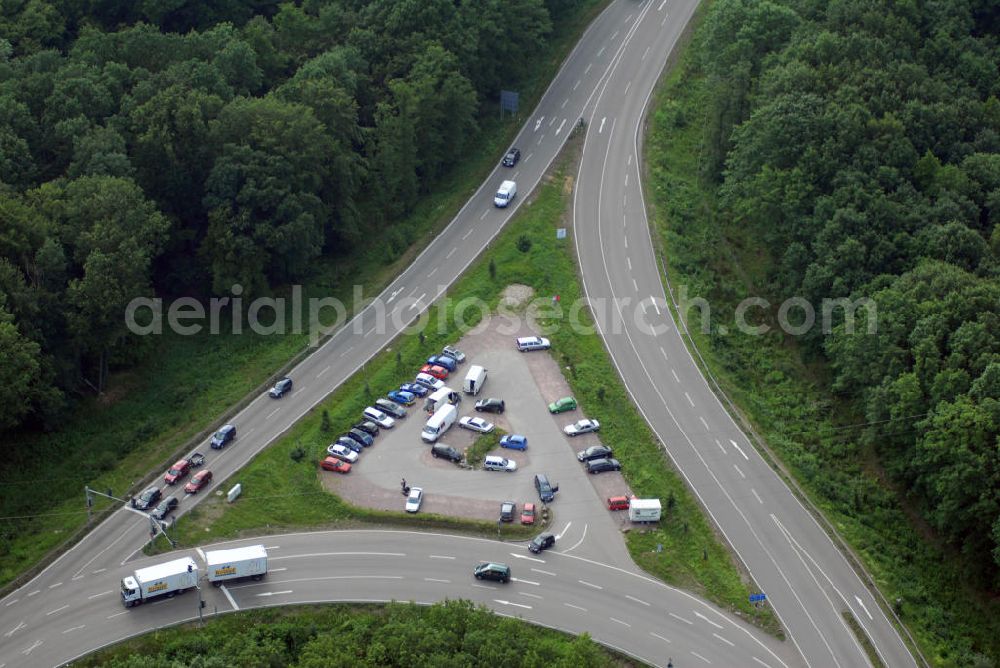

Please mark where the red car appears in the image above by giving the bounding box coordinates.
[184,469,213,494]
[321,456,352,474]
[520,502,536,525]
[419,364,449,380]
[164,459,191,485]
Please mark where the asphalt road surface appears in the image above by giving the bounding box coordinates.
[0,0,915,666]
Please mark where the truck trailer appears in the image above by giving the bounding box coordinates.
[121,556,198,608]
[205,544,268,586]
[628,498,662,522]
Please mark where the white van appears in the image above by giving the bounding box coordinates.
[494,180,516,208]
[424,386,460,414]
[483,455,517,472]
[421,404,458,443]
[463,365,487,395]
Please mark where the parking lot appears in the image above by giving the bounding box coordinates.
[321,306,635,566]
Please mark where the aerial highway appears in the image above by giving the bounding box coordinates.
[0,0,912,666]
[570,1,918,667]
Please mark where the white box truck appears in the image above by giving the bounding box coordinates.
[424,386,460,414]
[463,365,487,395]
[121,556,198,608]
[205,544,268,586]
[421,404,458,443]
[628,498,662,522]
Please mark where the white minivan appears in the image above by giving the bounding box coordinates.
[422,404,458,443]
[463,365,487,395]
[494,180,516,208]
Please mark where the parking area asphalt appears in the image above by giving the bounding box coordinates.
[322,309,635,567]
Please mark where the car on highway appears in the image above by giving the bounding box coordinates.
[586,457,621,474]
[528,532,556,554]
[151,495,178,520]
[414,372,445,391]
[354,420,380,436]
[347,428,374,447]
[474,397,505,414]
[500,501,516,522]
[459,416,494,433]
[387,390,416,406]
[516,336,550,352]
[499,434,527,450]
[184,469,213,494]
[577,444,613,462]
[336,435,364,452]
[268,377,293,398]
[426,354,457,372]
[374,398,407,418]
[564,418,600,436]
[419,364,449,380]
[363,407,396,428]
[473,562,511,583]
[132,486,161,511]
[321,456,352,474]
[210,424,236,449]
[163,458,191,485]
[326,443,359,463]
[502,147,521,167]
[483,455,517,472]
[548,396,577,414]
[520,502,536,525]
[399,382,430,397]
[405,487,423,513]
[442,345,466,363]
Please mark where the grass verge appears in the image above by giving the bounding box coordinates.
[155,137,781,636]
[644,9,1000,665]
[0,0,611,591]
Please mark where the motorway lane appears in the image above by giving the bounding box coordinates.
[571,1,916,667]
[36,532,793,668]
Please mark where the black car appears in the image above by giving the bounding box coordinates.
[337,435,364,452]
[528,532,556,554]
[502,148,521,167]
[353,421,380,437]
[586,457,622,474]
[211,424,236,449]
[500,501,516,522]
[431,444,462,462]
[534,473,558,503]
[132,486,161,511]
[268,377,293,398]
[348,428,374,447]
[474,398,505,414]
[576,445,613,462]
[374,398,407,418]
[151,495,178,520]
[473,562,511,583]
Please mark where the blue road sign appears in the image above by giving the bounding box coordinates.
[749,593,767,603]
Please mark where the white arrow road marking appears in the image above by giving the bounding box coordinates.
[694,611,723,629]
[5,621,25,637]
[564,603,588,612]
[534,117,544,131]
[599,117,607,133]
[493,599,532,610]
[221,584,239,610]
[625,595,650,606]
[730,439,749,460]
[556,522,571,539]
[22,640,42,655]
[854,595,873,620]
[254,590,293,598]
[386,286,405,304]
[62,625,85,634]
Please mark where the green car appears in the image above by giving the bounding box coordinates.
[548,396,577,414]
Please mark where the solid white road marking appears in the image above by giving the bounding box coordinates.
[855,595,873,620]
[714,632,735,647]
[46,604,69,616]
[530,568,556,577]
[578,580,603,590]
[684,392,695,407]
[734,464,746,479]
[511,578,540,586]
[625,595,650,606]
[62,625,85,634]
[691,650,712,664]
[222,584,240,609]
[610,617,631,627]
[510,553,545,563]
[730,439,749,460]
[563,523,588,553]
[564,603,588,612]
[88,590,113,599]
[493,599,532,610]
[556,522,571,540]
[752,488,764,505]
[695,611,723,629]
[669,612,692,624]
[424,578,450,584]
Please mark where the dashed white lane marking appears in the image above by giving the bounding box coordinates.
[549,116,556,127]
[429,555,456,560]
[578,580,603,590]
[625,173,629,187]
[651,631,671,643]
[612,30,619,39]
[470,584,495,590]
[339,346,354,358]
[26,590,39,598]
[715,439,726,454]
[624,235,628,248]
[363,325,375,336]
[694,611,723,629]
[48,582,62,589]
[556,119,567,135]
[597,46,606,57]
[270,568,287,573]
[463,228,475,240]
[684,392,695,407]
[446,247,457,259]
[265,407,281,420]
[671,369,680,382]
[92,568,106,574]
[734,464,746,479]
[511,578,540,586]
[730,439,750,460]
[624,80,631,95]
[510,553,545,563]
[610,617,631,627]
[632,278,638,291]
[561,98,568,109]
[625,13,634,22]
[625,595,650,606]
[658,0,667,9]
[525,153,533,163]
[62,625,85,634]
[316,365,331,378]
[493,599,532,610]
[753,656,775,667]
[107,611,128,619]
[564,603,588,612]
[669,612,692,624]
[691,650,712,664]
[21,640,42,655]
[627,257,632,270]
[651,297,661,315]
[537,134,545,145]
[5,621,25,637]
[46,604,69,616]
[531,568,556,576]
[662,14,669,26]
[88,590,113,599]
[752,488,764,504]
[713,632,735,647]
[4,599,17,607]
[642,47,651,62]
[573,80,581,90]
[424,578,450,584]
[221,584,239,610]
[480,210,489,220]
[660,346,668,361]
[699,416,709,430]
[519,592,543,599]
[585,63,593,74]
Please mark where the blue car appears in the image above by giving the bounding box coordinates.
[500,434,528,451]
[387,390,416,406]
[427,355,458,372]
[211,424,236,449]
[399,382,429,397]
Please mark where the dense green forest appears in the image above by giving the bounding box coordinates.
[693,0,1000,587]
[0,0,577,433]
[74,601,620,667]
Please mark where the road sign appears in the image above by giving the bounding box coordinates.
[749,593,767,603]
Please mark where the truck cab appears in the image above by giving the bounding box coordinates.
[120,576,141,606]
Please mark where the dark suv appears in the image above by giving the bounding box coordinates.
[474,398,505,414]
[534,473,558,503]
[268,377,292,398]
[211,424,236,449]
[577,445,613,462]
[353,421,380,437]
[151,496,178,520]
[474,562,511,583]
[375,398,407,418]
[502,148,521,167]
[431,444,462,462]
[586,457,621,474]
[529,532,556,554]
[132,486,161,511]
